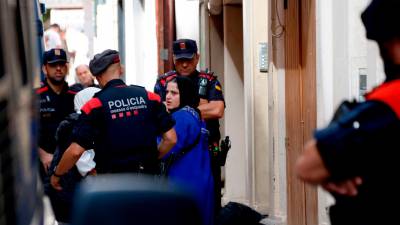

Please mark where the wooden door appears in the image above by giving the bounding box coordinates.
[285,0,318,224]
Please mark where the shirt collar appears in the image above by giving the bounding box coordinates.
[103,79,126,89]
[43,79,69,94]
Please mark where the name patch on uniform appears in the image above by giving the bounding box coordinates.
[108,97,147,115]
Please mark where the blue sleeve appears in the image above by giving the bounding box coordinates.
[163,110,200,158]
[315,101,398,181]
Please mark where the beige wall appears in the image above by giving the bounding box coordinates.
[204,1,286,222]
[223,4,247,204]
[242,0,271,213]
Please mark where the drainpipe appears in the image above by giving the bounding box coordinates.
[208,0,222,15]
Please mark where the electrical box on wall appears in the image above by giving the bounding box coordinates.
[259,42,268,73]
[359,68,367,101]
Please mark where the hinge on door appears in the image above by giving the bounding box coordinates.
[284,0,288,9]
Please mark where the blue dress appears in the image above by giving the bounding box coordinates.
[163,106,214,225]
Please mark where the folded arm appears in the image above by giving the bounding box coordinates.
[198,99,224,120]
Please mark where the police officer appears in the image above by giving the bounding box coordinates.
[154,39,225,214]
[37,48,76,180]
[296,1,400,224]
[51,49,177,190]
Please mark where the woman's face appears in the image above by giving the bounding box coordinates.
[165,81,180,111]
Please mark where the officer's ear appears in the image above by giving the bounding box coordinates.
[194,53,200,63]
[119,64,124,76]
[42,65,48,75]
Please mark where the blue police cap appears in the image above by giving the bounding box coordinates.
[89,49,120,76]
[362,0,400,41]
[43,48,68,64]
[173,39,198,60]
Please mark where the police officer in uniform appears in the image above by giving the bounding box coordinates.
[51,49,177,190]
[37,48,77,180]
[296,1,400,224]
[154,39,225,214]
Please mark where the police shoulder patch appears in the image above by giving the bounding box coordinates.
[159,70,177,86]
[81,98,103,115]
[199,70,216,81]
[147,91,161,103]
[215,84,222,91]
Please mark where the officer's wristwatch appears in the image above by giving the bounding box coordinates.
[53,166,63,178]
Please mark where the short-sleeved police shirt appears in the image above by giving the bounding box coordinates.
[72,79,175,173]
[36,80,76,153]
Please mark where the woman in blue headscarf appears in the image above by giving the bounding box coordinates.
[163,76,214,225]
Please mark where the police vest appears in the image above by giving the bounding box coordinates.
[156,70,216,100]
[365,79,400,118]
[94,84,160,173]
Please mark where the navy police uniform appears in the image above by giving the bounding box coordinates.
[73,79,174,174]
[36,80,77,154]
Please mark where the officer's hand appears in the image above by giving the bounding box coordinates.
[38,148,53,174]
[50,175,63,191]
[322,177,362,196]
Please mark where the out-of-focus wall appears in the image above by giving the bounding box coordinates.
[94,0,119,54]
[123,0,157,89]
[175,0,200,45]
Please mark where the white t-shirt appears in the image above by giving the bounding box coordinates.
[44,29,62,50]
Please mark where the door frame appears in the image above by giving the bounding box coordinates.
[284,0,318,224]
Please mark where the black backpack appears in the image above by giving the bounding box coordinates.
[216,202,266,225]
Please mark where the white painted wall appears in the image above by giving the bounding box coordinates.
[50,9,84,31]
[223,4,247,206]
[316,1,335,224]
[94,0,119,54]
[241,0,255,208]
[269,0,288,223]
[123,0,158,89]
[175,0,200,45]
[242,0,271,214]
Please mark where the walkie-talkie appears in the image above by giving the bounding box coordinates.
[198,76,208,97]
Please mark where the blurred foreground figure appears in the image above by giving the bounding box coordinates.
[296,1,400,224]
[72,174,202,225]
